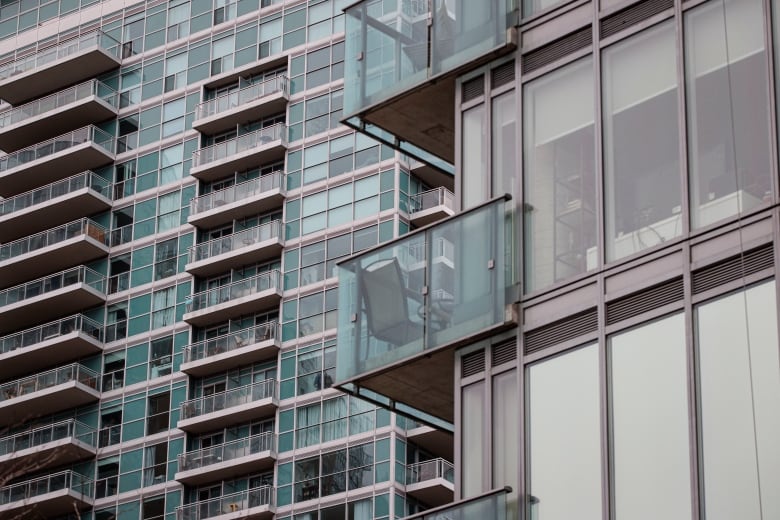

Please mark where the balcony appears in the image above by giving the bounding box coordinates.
[410,159,455,192]
[343,0,516,164]
[0,315,103,381]
[0,171,111,243]
[176,486,274,520]
[185,221,283,277]
[190,124,287,182]
[405,422,453,460]
[0,266,106,334]
[0,219,109,289]
[178,379,278,433]
[183,270,282,327]
[409,187,455,228]
[181,321,280,377]
[176,432,277,486]
[401,487,510,520]
[406,459,454,507]
[0,80,119,153]
[0,470,93,518]
[193,76,289,135]
[335,197,516,423]
[0,126,115,197]
[189,172,285,229]
[0,420,97,475]
[0,30,121,105]
[0,364,100,427]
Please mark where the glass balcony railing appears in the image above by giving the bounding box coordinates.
[110,223,133,247]
[0,171,111,217]
[0,266,106,309]
[180,379,277,420]
[0,218,108,261]
[190,171,283,215]
[0,470,93,506]
[410,187,454,214]
[0,419,96,457]
[176,486,274,520]
[0,314,102,355]
[192,123,286,168]
[179,431,275,472]
[0,125,115,173]
[343,0,515,117]
[0,30,121,82]
[336,197,514,382]
[403,488,510,520]
[196,76,289,120]
[183,320,279,364]
[0,80,118,128]
[0,363,99,402]
[187,270,281,312]
[189,221,281,263]
[406,458,454,485]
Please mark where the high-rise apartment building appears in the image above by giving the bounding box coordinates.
[336,0,780,519]
[0,1,457,519]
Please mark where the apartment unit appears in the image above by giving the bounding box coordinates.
[0,1,458,519]
[337,0,780,519]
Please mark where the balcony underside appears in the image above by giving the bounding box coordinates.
[178,398,278,434]
[0,331,102,381]
[405,426,454,460]
[193,92,288,135]
[0,437,96,476]
[181,339,280,377]
[0,284,105,335]
[0,143,114,197]
[190,141,286,183]
[0,382,100,427]
[183,288,282,328]
[189,189,285,229]
[175,450,276,486]
[0,97,117,153]
[0,48,120,105]
[0,188,111,243]
[0,236,108,289]
[409,205,455,228]
[0,488,93,519]
[185,238,283,278]
[406,478,454,508]
[410,161,455,192]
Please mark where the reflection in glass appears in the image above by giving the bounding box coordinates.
[610,314,691,520]
[603,22,681,262]
[524,58,595,291]
[527,344,601,520]
[523,0,566,18]
[696,281,780,519]
[685,0,772,229]
[462,105,486,209]
[492,90,516,200]
[462,381,485,498]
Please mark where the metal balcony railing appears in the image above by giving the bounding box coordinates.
[0,419,96,457]
[196,76,288,120]
[0,314,102,355]
[180,379,277,420]
[187,270,280,312]
[0,470,93,505]
[0,125,115,173]
[409,187,455,214]
[406,458,454,485]
[192,123,286,168]
[179,432,275,472]
[176,486,274,520]
[0,363,99,402]
[0,218,108,261]
[0,171,111,217]
[190,171,283,215]
[189,221,281,263]
[183,320,278,364]
[0,266,106,309]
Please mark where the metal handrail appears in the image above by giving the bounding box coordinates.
[406,458,454,485]
[188,221,281,263]
[176,486,274,519]
[196,76,288,120]
[192,123,286,168]
[178,431,275,471]
[0,171,110,217]
[0,470,93,505]
[0,125,115,173]
[0,266,105,308]
[0,314,102,355]
[190,171,282,215]
[0,363,99,402]
[0,419,96,456]
[409,187,454,213]
[0,218,108,262]
[186,270,280,312]
[180,379,277,419]
[183,320,279,363]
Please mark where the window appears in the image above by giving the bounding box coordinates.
[100,408,122,448]
[147,392,170,434]
[143,443,168,486]
[151,287,176,328]
[155,238,178,280]
[143,495,165,520]
[96,457,119,498]
[103,352,125,391]
[149,336,173,378]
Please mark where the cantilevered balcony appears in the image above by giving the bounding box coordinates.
[409,187,455,228]
[178,379,278,434]
[406,459,454,507]
[403,488,511,520]
[190,124,287,182]
[186,222,283,277]
[181,321,280,377]
[0,171,111,243]
[176,486,274,520]
[193,76,289,135]
[343,0,516,164]
[405,421,453,460]
[0,30,121,105]
[0,364,100,427]
[0,80,119,152]
[183,270,282,327]
[0,266,106,334]
[176,432,276,486]
[0,470,93,518]
[335,197,516,423]
[189,172,285,229]
[0,126,115,197]
[0,218,109,289]
[0,420,97,475]
[0,315,102,381]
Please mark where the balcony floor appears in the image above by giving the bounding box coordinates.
[185,237,283,278]
[181,338,280,377]
[0,488,93,519]
[190,140,286,183]
[0,381,100,427]
[183,287,282,328]
[175,449,276,486]
[178,396,278,434]
[0,331,102,381]
[0,437,96,476]
[0,283,105,335]
[410,205,455,228]
[189,188,285,229]
[193,92,288,135]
